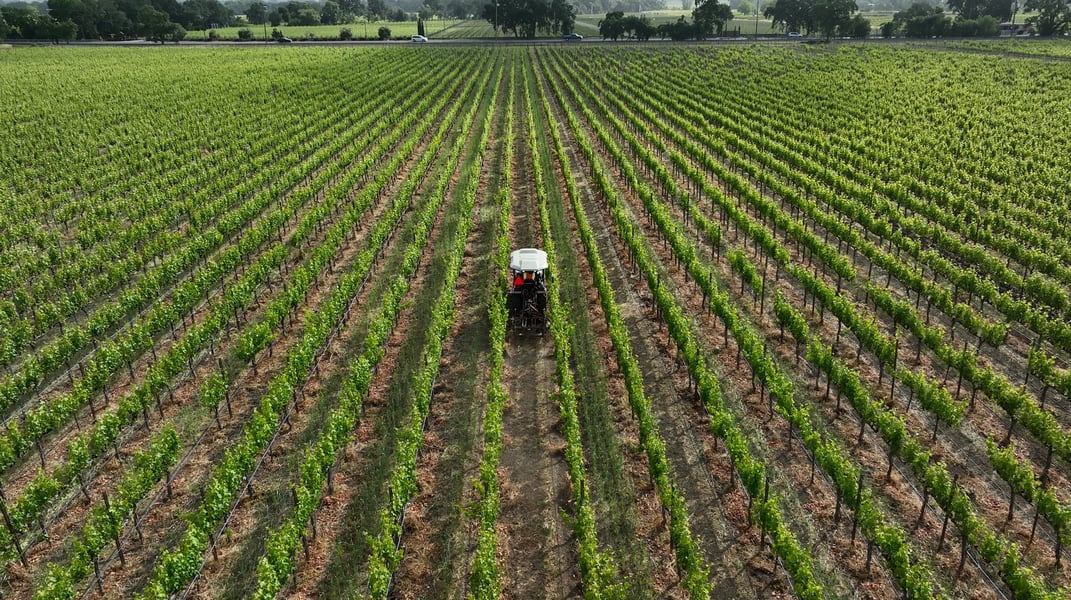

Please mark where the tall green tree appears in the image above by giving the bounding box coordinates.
[598,9,626,38]
[882,1,948,36]
[337,0,358,16]
[246,1,267,23]
[290,7,320,24]
[47,0,100,37]
[656,14,698,38]
[320,0,341,23]
[1,5,43,36]
[366,0,386,19]
[138,4,182,40]
[57,17,78,39]
[549,0,575,33]
[947,0,1012,19]
[446,0,472,18]
[693,0,733,36]
[946,0,983,18]
[179,0,233,30]
[764,0,813,32]
[482,0,569,37]
[1024,0,1070,34]
[812,0,855,38]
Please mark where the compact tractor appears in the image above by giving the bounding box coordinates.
[506,248,548,334]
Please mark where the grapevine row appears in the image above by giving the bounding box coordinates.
[539,48,825,600]
[133,51,490,600]
[468,54,517,599]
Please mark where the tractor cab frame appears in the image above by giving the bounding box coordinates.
[506,248,548,334]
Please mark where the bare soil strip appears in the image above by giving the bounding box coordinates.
[282,56,496,599]
[388,62,507,600]
[523,60,684,599]
[495,63,580,600]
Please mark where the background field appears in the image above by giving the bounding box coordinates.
[0,41,1070,600]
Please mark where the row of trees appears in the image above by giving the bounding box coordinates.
[881,0,1069,37]
[598,0,734,40]
[1,5,78,40]
[880,3,996,36]
[0,0,231,40]
[0,0,476,41]
[253,0,490,27]
[939,0,1068,36]
[244,0,472,26]
[763,0,870,38]
[479,0,575,37]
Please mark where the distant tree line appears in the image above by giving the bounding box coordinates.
[480,0,575,37]
[882,0,1069,37]
[0,0,231,40]
[0,0,496,42]
[594,0,867,40]
[763,0,869,38]
[1,4,78,40]
[241,0,489,29]
[597,0,734,40]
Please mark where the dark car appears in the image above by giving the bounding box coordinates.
[277,36,293,43]
[563,33,583,40]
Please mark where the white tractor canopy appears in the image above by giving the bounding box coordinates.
[509,248,548,273]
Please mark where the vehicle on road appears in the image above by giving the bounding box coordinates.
[563,32,583,40]
[411,34,428,42]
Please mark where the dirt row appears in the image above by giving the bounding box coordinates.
[275,57,500,600]
[491,64,581,600]
[527,56,695,600]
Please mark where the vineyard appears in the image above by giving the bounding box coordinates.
[0,43,1069,600]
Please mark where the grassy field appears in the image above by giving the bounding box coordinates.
[1,43,1069,600]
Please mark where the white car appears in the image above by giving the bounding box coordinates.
[411,35,428,42]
